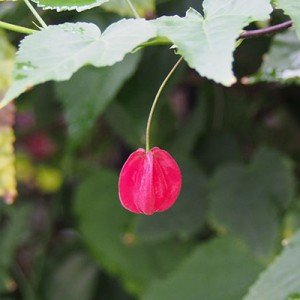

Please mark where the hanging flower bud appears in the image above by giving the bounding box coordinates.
[118,147,182,215]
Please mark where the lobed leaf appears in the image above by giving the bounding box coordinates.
[0,20,156,108]
[152,0,272,86]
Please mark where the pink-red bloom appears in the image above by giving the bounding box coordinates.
[118,147,182,215]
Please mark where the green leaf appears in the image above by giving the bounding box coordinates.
[276,0,300,38]
[152,0,272,86]
[48,252,98,300]
[210,147,296,261]
[0,20,156,108]
[102,0,155,17]
[74,169,192,294]
[31,0,109,12]
[142,237,263,300]
[135,160,208,242]
[245,30,300,84]
[55,52,141,146]
[244,230,300,300]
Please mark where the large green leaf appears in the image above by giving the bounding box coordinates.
[102,0,155,17]
[210,147,296,260]
[55,52,141,146]
[31,0,109,12]
[246,30,300,84]
[0,20,156,108]
[244,230,300,300]
[135,160,208,242]
[74,169,192,294]
[152,0,272,86]
[142,237,263,300]
[276,0,300,38]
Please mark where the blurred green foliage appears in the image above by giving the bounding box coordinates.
[1,1,300,299]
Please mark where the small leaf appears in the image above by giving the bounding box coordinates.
[152,0,272,86]
[210,147,296,260]
[31,0,109,12]
[245,30,300,84]
[55,52,141,146]
[276,0,300,38]
[244,230,300,300]
[1,20,156,108]
[142,237,263,300]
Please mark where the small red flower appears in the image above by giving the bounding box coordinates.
[118,147,182,215]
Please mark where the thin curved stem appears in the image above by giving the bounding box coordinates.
[24,0,47,29]
[125,0,140,18]
[145,56,183,152]
[0,21,36,34]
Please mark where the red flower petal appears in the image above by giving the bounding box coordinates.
[118,147,182,215]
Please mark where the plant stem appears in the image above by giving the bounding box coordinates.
[125,0,140,18]
[23,0,47,29]
[0,21,36,34]
[145,56,183,152]
[239,20,292,39]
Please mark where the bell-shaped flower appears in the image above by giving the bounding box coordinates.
[118,147,182,215]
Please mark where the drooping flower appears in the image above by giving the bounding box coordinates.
[118,147,182,215]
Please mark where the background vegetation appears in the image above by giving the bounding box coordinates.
[1,0,300,299]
